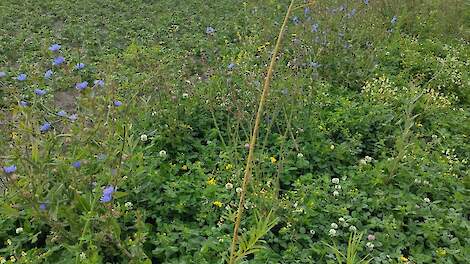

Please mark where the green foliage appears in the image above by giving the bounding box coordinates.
[325,232,370,264]
[0,0,468,263]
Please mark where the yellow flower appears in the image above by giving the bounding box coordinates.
[181,165,188,171]
[225,163,233,170]
[207,178,216,185]
[270,156,277,164]
[436,248,447,257]
[213,201,223,207]
[400,256,408,262]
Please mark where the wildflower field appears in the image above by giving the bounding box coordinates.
[0,0,469,263]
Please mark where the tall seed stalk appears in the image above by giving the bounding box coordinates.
[227,1,298,263]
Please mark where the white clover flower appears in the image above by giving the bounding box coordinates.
[338,217,345,223]
[182,93,189,99]
[225,182,233,190]
[297,153,304,158]
[330,223,338,229]
[328,229,337,236]
[366,242,374,250]
[331,178,340,184]
[80,252,87,260]
[16,227,23,234]
[349,225,357,232]
[359,155,373,165]
[236,187,243,193]
[159,150,167,158]
[333,190,339,196]
[125,202,133,209]
[335,185,342,190]
[140,134,148,142]
[424,197,431,203]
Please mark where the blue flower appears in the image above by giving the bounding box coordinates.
[19,101,28,107]
[72,161,81,168]
[44,69,53,79]
[69,114,78,122]
[94,80,104,87]
[74,63,85,70]
[100,185,115,203]
[348,8,356,18]
[228,63,236,70]
[39,122,51,132]
[310,61,321,68]
[49,44,61,52]
[0,71,6,78]
[3,165,17,174]
[292,16,300,25]
[53,56,65,66]
[304,7,311,16]
[364,0,369,5]
[75,81,88,90]
[113,100,122,107]
[311,23,319,33]
[35,89,47,96]
[39,203,47,211]
[206,26,215,35]
[391,16,397,24]
[57,110,67,117]
[17,74,27,81]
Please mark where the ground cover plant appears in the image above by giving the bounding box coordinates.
[0,0,469,263]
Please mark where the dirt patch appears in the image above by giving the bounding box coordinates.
[54,90,77,112]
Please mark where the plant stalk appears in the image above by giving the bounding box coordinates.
[227,1,296,263]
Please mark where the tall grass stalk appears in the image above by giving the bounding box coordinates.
[227,0,297,263]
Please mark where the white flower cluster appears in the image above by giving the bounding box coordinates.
[331,178,341,196]
[359,155,373,165]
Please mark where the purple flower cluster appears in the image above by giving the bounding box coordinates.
[75,81,88,90]
[206,26,215,35]
[53,56,65,66]
[94,80,105,87]
[3,165,17,174]
[75,63,86,70]
[72,161,81,168]
[49,43,61,52]
[39,122,52,132]
[100,185,115,203]
[35,89,47,96]
[17,74,27,81]
[44,69,53,79]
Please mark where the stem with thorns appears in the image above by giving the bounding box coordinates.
[227,1,296,263]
